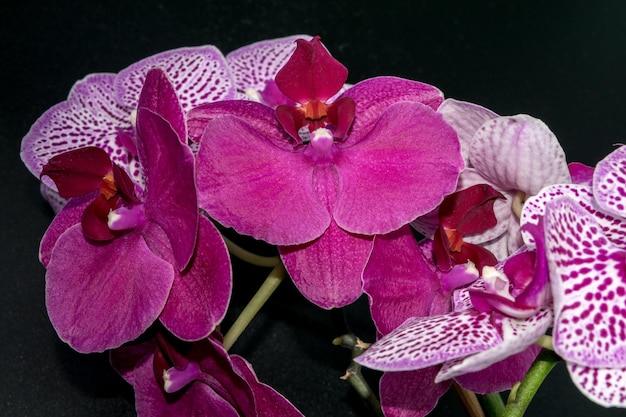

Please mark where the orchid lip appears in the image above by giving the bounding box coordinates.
[107,204,147,231]
[162,362,203,393]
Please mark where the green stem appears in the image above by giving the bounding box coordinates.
[502,349,560,417]
[222,235,281,267]
[223,263,286,351]
[479,392,506,417]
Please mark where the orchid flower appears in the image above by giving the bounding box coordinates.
[111,330,304,417]
[190,36,464,308]
[39,69,231,353]
[20,45,236,211]
[415,99,571,260]
[519,145,626,407]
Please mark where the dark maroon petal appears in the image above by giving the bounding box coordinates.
[136,108,198,270]
[451,241,497,271]
[439,184,504,235]
[112,163,137,202]
[40,146,112,198]
[433,226,454,271]
[327,96,355,138]
[81,194,118,241]
[275,36,348,103]
[275,104,306,141]
[137,68,186,143]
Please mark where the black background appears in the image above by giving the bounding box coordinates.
[2,1,626,416]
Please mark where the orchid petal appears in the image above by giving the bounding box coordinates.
[355,310,501,372]
[340,77,444,147]
[45,226,174,353]
[379,369,451,417]
[20,73,137,187]
[569,162,594,186]
[115,46,236,113]
[196,115,330,245]
[593,145,626,218]
[363,226,448,335]
[159,217,232,340]
[334,101,463,235]
[567,363,626,408]
[136,108,198,270]
[436,310,551,381]
[226,35,312,102]
[545,198,626,368]
[470,115,571,195]
[40,183,67,213]
[137,68,186,142]
[437,98,498,165]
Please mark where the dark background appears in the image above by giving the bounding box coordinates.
[2,1,626,416]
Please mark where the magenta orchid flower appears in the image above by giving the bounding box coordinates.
[360,225,548,416]
[415,99,571,260]
[191,36,464,309]
[111,330,304,417]
[21,45,236,211]
[519,145,626,407]
[39,69,231,353]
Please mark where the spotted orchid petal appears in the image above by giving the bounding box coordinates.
[436,309,551,381]
[469,115,571,195]
[20,73,137,187]
[334,101,463,235]
[545,197,626,368]
[567,363,626,408]
[46,225,175,353]
[437,98,498,166]
[355,310,501,372]
[226,35,312,103]
[115,45,236,113]
[196,114,330,245]
[593,145,626,218]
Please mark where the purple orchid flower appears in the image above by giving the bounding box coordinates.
[414,99,571,260]
[358,225,550,417]
[111,330,304,417]
[39,69,231,353]
[20,45,236,211]
[190,36,464,309]
[519,145,626,407]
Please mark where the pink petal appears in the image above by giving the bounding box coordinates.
[593,145,626,217]
[159,216,232,340]
[45,226,174,353]
[20,73,137,187]
[340,77,444,147]
[136,108,198,270]
[436,309,552,381]
[196,115,330,245]
[569,162,595,185]
[226,35,312,101]
[334,101,463,235]
[379,368,451,417]
[545,197,626,368]
[115,46,236,113]
[437,98,499,165]
[470,115,571,195]
[355,310,501,371]
[567,363,626,408]
[363,226,448,335]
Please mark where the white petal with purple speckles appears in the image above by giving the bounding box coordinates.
[226,35,311,100]
[594,145,626,218]
[545,197,626,368]
[115,46,236,113]
[355,310,501,372]
[20,73,137,188]
[567,363,626,407]
[470,115,571,196]
[436,309,552,381]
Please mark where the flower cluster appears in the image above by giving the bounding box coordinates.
[21,34,626,416]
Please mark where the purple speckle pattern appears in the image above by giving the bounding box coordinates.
[115,46,236,113]
[522,184,626,250]
[226,35,311,100]
[594,145,626,218]
[436,309,552,381]
[545,197,626,368]
[355,310,501,372]
[568,363,626,407]
[21,73,135,187]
